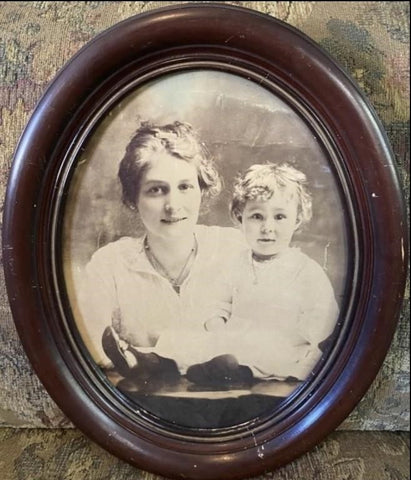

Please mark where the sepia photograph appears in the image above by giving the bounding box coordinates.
[62,70,348,429]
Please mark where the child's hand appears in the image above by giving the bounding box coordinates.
[204,317,227,332]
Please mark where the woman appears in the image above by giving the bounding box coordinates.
[76,121,246,377]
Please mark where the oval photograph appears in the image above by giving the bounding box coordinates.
[62,69,351,430]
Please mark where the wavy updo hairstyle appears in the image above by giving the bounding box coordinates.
[118,121,222,209]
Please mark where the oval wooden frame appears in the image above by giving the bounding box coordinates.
[2,4,407,479]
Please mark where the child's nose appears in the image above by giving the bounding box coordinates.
[261,221,275,233]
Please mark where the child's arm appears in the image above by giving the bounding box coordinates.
[294,261,340,378]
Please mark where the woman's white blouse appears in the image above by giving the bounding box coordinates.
[71,225,245,366]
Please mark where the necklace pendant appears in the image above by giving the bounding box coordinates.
[143,234,198,291]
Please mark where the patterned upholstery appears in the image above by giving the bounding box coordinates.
[0,2,409,478]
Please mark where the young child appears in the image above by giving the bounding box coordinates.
[188,162,340,382]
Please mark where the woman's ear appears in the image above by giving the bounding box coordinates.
[125,200,137,211]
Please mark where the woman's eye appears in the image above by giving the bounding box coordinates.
[179,183,193,191]
[146,185,166,195]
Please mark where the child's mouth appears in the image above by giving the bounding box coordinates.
[258,238,276,242]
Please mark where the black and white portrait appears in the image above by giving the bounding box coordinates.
[62,71,348,429]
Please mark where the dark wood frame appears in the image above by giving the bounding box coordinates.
[2,4,407,479]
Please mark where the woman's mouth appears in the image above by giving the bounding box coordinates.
[161,217,187,224]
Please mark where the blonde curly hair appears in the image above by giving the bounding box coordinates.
[230,163,312,226]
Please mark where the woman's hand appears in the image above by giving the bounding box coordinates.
[102,326,138,376]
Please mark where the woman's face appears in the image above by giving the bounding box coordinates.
[137,152,202,241]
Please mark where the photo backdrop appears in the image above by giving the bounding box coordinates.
[63,70,349,303]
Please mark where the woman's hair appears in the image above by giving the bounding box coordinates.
[230,163,312,225]
[118,121,221,208]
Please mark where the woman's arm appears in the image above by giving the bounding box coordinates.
[74,247,120,367]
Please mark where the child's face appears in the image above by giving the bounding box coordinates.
[241,193,300,257]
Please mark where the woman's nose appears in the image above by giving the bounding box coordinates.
[164,189,180,213]
[164,202,173,214]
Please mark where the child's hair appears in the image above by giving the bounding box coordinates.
[230,163,312,225]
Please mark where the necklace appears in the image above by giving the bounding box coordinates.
[144,235,198,294]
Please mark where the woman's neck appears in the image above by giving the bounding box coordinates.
[145,233,197,276]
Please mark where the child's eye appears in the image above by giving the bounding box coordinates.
[275,213,287,220]
[250,213,264,220]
